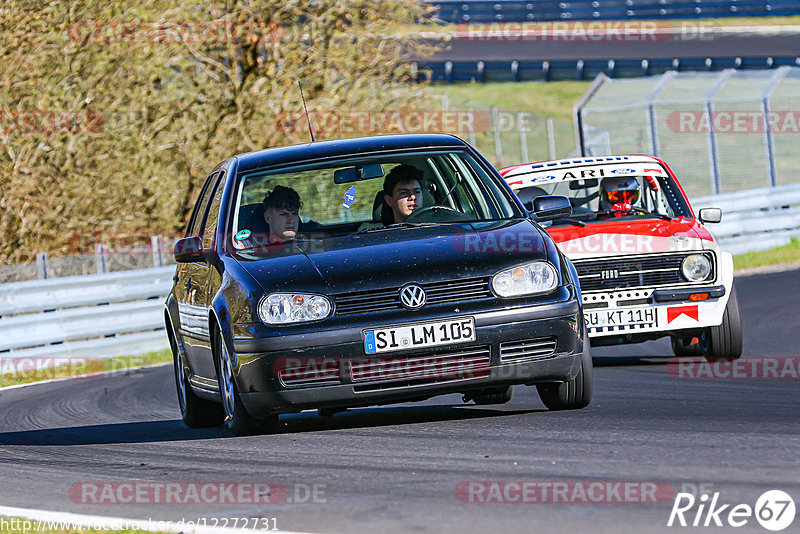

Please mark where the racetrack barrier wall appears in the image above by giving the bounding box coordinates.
[0,266,173,362]
[693,183,800,254]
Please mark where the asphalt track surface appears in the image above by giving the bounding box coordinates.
[432,31,800,61]
[0,268,798,533]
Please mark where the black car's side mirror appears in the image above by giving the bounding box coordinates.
[698,207,722,223]
[531,195,572,222]
[174,236,205,263]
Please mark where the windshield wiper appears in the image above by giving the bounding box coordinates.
[352,222,441,235]
[549,218,586,227]
[594,209,672,221]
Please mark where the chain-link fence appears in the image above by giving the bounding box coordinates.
[576,67,800,198]
[438,94,578,169]
[0,238,177,284]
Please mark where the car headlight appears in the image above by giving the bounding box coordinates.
[258,293,332,325]
[492,261,559,298]
[682,254,712,282]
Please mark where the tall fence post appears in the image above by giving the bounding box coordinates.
[761,67,790,188]
[491,106,503,167]
[151,236,164,268]
[468,108,477,147]
[36,253,49,280]
[95,244,109,274]
[704,70,735,195]
[546,117,557,160]
[518,112,529,164]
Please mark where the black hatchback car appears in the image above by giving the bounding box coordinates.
[165,134,592,435]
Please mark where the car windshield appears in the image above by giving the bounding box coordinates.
[513,169,692,226]
[229,150,519,250]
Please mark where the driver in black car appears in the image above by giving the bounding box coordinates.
[383,164,424,224]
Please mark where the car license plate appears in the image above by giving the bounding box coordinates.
[363,317,476,355]
[585,307,658,329]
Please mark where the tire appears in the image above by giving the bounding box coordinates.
[537,337,593,411]
[671,335,703,357]
[214,329,277,436]
[169,326,225,428]
[701,284,744,362]
[470,386,513,405]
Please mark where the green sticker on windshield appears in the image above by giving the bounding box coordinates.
[235,229,251,241]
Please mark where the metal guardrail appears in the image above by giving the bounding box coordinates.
[432,0,800,23]
[0,266,174,361]
[694,183,800,254]
[0,185,797,362]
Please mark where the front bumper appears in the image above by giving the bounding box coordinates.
[232,298,583,417]
[583,285,729,340]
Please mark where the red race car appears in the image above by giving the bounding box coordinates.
[501,155,742,360]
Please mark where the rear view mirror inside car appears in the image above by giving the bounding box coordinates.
[334,164,385,184]
[569,178,599,190]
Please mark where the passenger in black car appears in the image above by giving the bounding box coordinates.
[262,185,303,243]
[383,164,424,224]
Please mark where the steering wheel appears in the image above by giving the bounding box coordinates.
[404,205,474,223]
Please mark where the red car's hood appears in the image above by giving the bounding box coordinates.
[545,217,714,259]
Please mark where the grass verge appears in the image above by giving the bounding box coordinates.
[429,80,591,122]
[733,238,800,271]
[0,349,172,388]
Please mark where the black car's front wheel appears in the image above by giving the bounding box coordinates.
[536,337,593,411]
[214,329,277,436]
[169,327,224,428]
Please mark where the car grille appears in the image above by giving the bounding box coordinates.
[277,362,341,388]
[499,337,557,363]
[573,253,714,292]
[350,345,491,391]
[333,277,493,316]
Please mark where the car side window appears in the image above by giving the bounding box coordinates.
[202,173,226,249]
[187,172,220,237]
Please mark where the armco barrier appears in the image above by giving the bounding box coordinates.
[0,266,174,361]
[693,183,800,254]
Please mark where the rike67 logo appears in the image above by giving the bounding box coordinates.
[668,490,796,531]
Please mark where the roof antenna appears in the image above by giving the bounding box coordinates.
[298,81,315,142]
